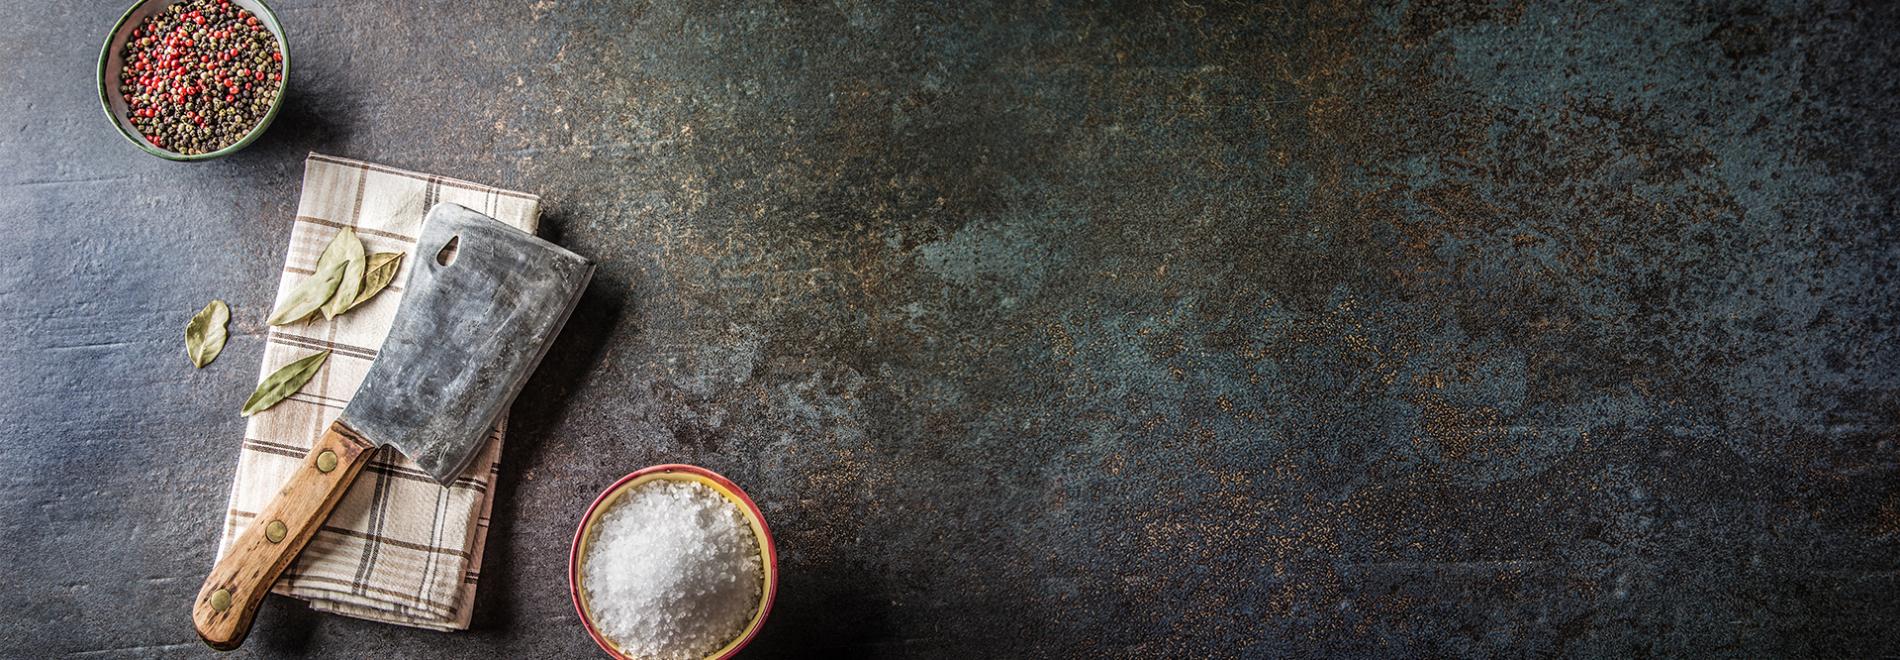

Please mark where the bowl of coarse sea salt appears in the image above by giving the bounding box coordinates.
[570,464,778,660]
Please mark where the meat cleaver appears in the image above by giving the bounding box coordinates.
[192,202,594,650]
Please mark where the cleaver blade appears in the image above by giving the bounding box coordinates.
[340,202,595,484]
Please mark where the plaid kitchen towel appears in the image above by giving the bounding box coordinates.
[215,153,540,630]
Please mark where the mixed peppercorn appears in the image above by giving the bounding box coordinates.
[117,0,283,155]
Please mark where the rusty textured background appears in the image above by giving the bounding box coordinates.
[3,0,1898,657]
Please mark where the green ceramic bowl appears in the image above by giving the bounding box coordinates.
[97,0,289,161]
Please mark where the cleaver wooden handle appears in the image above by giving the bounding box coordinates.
[192,420,377,650]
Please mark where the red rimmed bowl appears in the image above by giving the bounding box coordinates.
[569,464,779,660]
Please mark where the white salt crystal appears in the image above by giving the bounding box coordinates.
[582,479,763,660]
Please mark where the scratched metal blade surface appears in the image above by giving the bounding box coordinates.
[340,202,594,484]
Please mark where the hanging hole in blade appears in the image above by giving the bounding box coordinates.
[436,236,460,267]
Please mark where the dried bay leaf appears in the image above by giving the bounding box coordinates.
[347,251,404,311]
[266,266,343,325]
[320,227,367,320]
[267,227,360,325]
[184,299,230,368]
[240,350,330,416]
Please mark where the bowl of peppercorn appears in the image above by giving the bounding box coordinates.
[97,0,287,160]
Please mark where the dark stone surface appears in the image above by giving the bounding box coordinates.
[3,0,1898,657]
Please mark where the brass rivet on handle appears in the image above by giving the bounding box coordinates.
[209,588,232,612]
[316,450,338,473]
[265,520,287,543]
